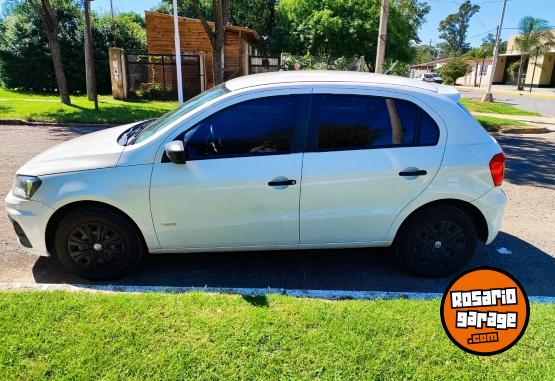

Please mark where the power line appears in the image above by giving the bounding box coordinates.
[467,27,497,39]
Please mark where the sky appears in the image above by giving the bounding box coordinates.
[3,0,555,48]
[91,0,555,47]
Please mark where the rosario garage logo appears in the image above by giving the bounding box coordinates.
[440,267,530,356]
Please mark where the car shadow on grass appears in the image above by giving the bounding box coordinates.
[32,231,555,297]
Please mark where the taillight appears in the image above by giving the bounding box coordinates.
[489,152,506,186]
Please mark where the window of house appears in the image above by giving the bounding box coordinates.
[185,95,299,159]
[316,94,439,151]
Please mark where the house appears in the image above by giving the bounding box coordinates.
[491,30,555,88]
[409,57,494,87]
[143,11,259,94]
[410,30,555,89]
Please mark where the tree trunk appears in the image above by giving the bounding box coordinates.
[46,34,71,105]
[35,0,70,105]
[193,0,228,86]
[516,54,526,91]
[474,61,478,87]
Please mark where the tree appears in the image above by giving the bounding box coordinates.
[190,0,229,85]
[30,0,71,104]
[412,44,436,64]
[466,47,486,87]
[438,57,470,85]
[513,16,555,90]
[438,0,480,57]
[229,0,276,54]
[273,0,430,67]
[0,2,145,93]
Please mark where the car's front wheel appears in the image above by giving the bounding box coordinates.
[394,206,477,277]
[54,206,144,280]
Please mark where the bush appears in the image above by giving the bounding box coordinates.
[137,85,177,100]
[279,53,369,71]
[438,57,470,85]
[506,61,520,82]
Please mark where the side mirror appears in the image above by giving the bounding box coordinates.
[164,140,187,164]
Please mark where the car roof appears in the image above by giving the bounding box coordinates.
[225,70,460,102]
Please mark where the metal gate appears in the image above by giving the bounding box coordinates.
[248,55,281,74]
[126,53,203,100]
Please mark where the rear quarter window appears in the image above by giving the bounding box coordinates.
[315,94,440,151]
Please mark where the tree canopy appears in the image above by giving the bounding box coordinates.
[273,0,430,67]
[0,0,145,92]
[438,0,479,57]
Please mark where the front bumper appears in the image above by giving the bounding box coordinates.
[4,191,54,256]
[471,186,507,244]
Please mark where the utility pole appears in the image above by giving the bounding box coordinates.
[173,0,184,105]
[84,0,98,110]
[482,0,507,102]
[375,0,388,74]
[110,0,116,46]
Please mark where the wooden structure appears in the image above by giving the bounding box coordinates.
[145,11,259,90]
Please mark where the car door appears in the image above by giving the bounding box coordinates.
[300,88,446,245]
[150,93,310,250]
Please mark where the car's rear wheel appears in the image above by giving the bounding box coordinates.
[394,206,477,277]
[54,207,144,280]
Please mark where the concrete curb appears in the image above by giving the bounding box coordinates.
[1,282,555,303]
[456,86,555,100]
[0,119,116,128]
[501,127,552,134]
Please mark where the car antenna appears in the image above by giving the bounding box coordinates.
[384,60,398,75]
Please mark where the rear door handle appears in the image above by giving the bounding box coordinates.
[268,179,296,186]
[399,170,427,177]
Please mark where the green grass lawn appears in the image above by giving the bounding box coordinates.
[474,115,527,132]
[460,98,540,116]
[0,88,177,124]
[1,292,554,380]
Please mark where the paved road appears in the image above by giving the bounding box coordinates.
[460,89,555,116]
[1,125,554,296]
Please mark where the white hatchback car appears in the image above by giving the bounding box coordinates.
[5,71,506,280]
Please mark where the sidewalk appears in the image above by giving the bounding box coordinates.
[472,112,555,132]
[456,85,555,100]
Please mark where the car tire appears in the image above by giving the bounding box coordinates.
[394,206,477,277]
[54,206,144,280]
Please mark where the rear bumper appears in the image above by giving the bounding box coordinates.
[4,191,54,256]
[471,186,507,244]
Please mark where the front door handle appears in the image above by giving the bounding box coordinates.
[399,169,427,177]
[268,179,297,186]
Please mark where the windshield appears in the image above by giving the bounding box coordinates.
[133,83,230,144]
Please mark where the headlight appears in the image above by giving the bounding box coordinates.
[12,175,42,199]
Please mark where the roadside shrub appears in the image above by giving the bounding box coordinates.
[279,53,369,71]
[506,61,521,82]
[138,85,177,100]
[438,57,470,85]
